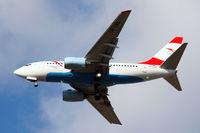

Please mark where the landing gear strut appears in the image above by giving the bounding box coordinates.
[94,87,108,101]
[34,81,38,87]
[95,93,101,100]
[94,71,103,100]
[94,83,101,100]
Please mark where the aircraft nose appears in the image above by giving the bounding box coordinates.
[14,68,21,76]
[13,67,26,78]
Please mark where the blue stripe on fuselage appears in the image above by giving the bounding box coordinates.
[46,72,144,87]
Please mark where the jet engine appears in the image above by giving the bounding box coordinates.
[64,57,86,70]
[63,89,85,102]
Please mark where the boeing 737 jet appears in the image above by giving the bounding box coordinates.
[14,10,187,125]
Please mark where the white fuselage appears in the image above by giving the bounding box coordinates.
[14,61,176,87]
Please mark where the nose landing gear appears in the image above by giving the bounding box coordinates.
[26,77,38,87]
[34,81,38,87]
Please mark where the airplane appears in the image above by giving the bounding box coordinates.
[13,10,187,125]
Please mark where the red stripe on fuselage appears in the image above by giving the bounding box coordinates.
[139,57,164,65]
[52,61,63,67]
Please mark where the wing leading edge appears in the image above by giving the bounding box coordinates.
[74,10,132,73]
[85,10,132,124]
[71,10,132,125]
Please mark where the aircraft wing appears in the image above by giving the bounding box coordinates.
[87,95,121,125]
[69,10,131,124]
[70,84,121,124]
[75,10,131,73]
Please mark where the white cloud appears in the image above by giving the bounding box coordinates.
[0,0,105,84]
[35,0,200,132]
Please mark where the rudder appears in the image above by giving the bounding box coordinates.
[161,42,187,69]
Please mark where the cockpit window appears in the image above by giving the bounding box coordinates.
[26,63,32,66]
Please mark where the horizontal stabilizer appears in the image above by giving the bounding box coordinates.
[164,74,182,91]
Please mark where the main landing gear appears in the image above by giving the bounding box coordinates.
[94,84,101,100]
[95,92,101,100]
[94,72,107,100]
[94,85,108,101]
[94,72,104,100]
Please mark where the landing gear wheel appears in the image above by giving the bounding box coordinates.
[94,84,101,100]
[95,93,101,100]
[34,81,38,87]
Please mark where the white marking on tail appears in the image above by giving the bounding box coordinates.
[139,37,183,65]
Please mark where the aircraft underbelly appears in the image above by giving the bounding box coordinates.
[46,72,144,86]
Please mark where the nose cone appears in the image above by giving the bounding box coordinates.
[13,68,26,78]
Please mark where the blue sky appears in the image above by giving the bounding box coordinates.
[0,0,200,133]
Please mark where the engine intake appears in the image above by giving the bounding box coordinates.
[64,57,86,70]
[63,89,85,102]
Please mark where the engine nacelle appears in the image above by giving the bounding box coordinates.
[63,89,85,102]
[64,57,86,69]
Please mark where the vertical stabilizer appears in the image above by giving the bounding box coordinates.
[139,37,184,65]
[162,41,188,91]
[161,43,187,69]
